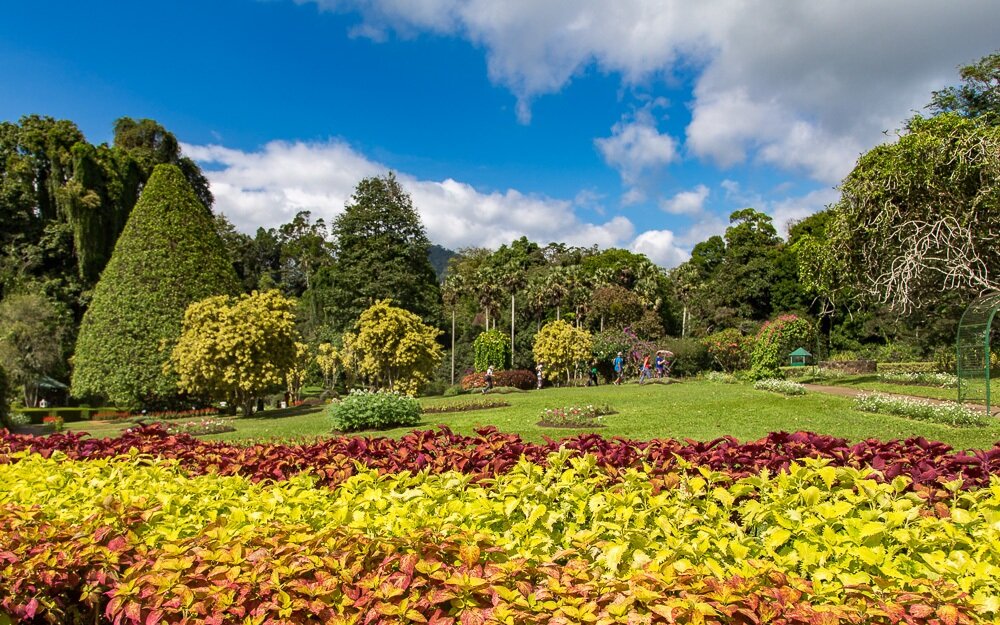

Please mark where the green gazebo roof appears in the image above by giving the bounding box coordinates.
[789,347,812,357]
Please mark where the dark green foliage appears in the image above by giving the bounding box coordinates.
[328,389,422,432]
[658,338,712,377]
[473,329,511,371]
[71,165,239,407]
[0,365,9,429]
[928,50,999,122]
[317,174,441,330]
[428,244,456,281]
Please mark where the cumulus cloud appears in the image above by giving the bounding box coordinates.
[631,229,689,267]
[660,184,709,215]
[183,139,690,266]
[296,0,1000,182]
[595,108,679,190]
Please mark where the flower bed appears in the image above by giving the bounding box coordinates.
[855,393,990,428]
[753,378,807,396]
[422,398,511,414]
[538,403,615,427]
[877,371,960,388]
[0,451,997,624]
[158,418,234,437]
[93,407,220,421]
[4,425,1000,491]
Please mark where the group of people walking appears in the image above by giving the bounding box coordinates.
[613,350,670,385]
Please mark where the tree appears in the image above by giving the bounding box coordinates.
[0,365,9,429]
[71,164,239,407]
[532,319,592,384]
[169,290,301,416]
[929,51,999,121]
[316,342,343,389]
[473,329,511,371]
[0,293,70,406]
[344,299,443,395]
[748,314,814,380]
[814,113,1000,312]
[318,174,441,330]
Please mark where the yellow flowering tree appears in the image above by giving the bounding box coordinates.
[169,290,301,415]
[344,299,443,395]
[532,319,593,384]
[286,342,310,402]
[316,342,342,389]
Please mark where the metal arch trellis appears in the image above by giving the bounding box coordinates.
[957,291,1000,414]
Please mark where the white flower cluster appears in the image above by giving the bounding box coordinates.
[753,378,807,396]
[704,371,738,384]
[877,372,959,388]
[854,393,989,428]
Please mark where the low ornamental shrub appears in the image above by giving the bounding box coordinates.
[41,415,65,432]
[854,393,990,428]
[9,412,31,427]
[460,369,536,390]
[753,378,807,396]
[327,389,422,432]
[702,328,749,373]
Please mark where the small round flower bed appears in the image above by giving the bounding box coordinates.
[161,418,235,437]
[328,389,422,432]
[537,403,615,428]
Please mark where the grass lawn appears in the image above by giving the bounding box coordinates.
[64,379,1000,449]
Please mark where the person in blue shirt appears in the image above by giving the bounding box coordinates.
[612,352,624,385]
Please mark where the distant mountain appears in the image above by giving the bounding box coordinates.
[428,244,456,282]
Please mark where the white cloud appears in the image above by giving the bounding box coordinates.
[660,184,709,215]
[631,229,689,267]
[297,0,1000,183]
[595,111,679,185]
[183,139,698,265]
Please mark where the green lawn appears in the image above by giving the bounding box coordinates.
[64,380,1000,449]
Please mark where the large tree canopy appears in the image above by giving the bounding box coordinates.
[809,113,1000,312]
[317,174,441,330]
[72,164,239,407]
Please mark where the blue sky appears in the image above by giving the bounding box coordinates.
[3,1,999,266]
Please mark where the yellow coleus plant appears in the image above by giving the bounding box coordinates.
[2,452,1000,617]
[168,289,301,415]
[344,299,443,395]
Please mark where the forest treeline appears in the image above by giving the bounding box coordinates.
[0,51,997,407]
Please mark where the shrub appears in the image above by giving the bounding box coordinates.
[9,412,31,427]
[161,418,235,436]
[442,384,464,397]
[657,338,711,376]
[753,378,807,396]
[748,314,814,380]
[460,369,536,391]
[854,393,989,428]
[71,164,240,407]
[328,389,422,432]
[702,328,749,372]
[473,329,511,371]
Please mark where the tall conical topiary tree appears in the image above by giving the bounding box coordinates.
[72,164,239,407]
